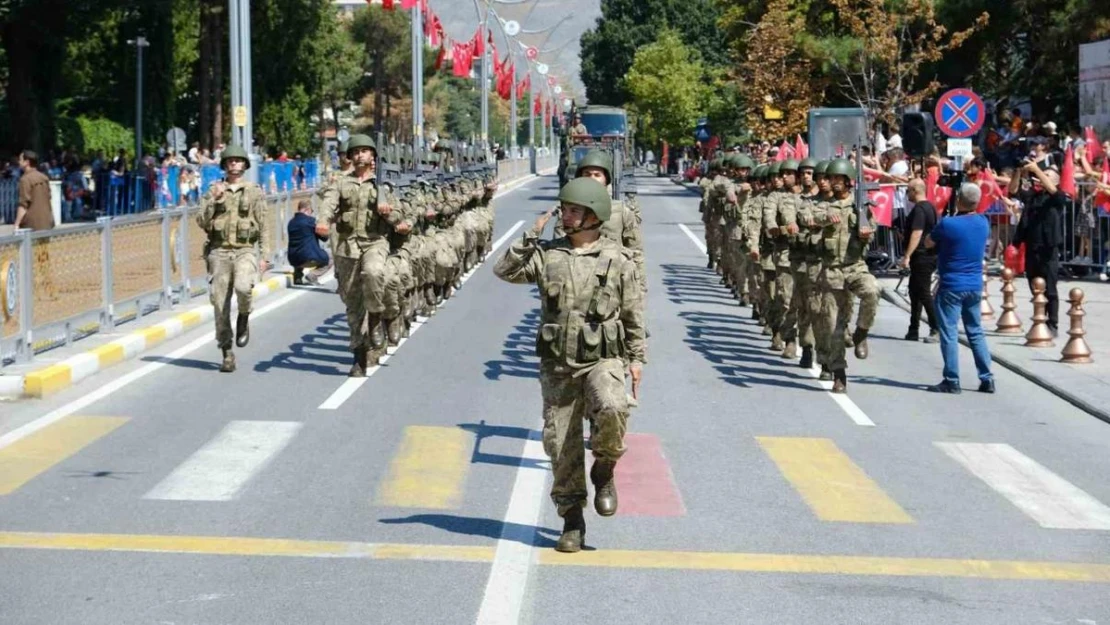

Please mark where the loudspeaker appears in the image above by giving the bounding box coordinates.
[901,112,934,157]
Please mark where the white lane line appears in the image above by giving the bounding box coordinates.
[936,442,1110,530]
[475,434,548,625]
[317,220,526,410]
[678,224,707,254]
[675,223,876,426]
[0,285,320,453]
[144,421,302,501]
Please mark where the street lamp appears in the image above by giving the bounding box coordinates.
[127,36,150,169]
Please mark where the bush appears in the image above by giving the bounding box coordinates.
[57,116,135,158]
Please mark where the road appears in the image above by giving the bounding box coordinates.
[1,174,1109,625]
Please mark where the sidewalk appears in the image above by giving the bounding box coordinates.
[879,274,1110,424]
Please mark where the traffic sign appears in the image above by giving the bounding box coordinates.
[935,88,985,138]
[946,137,973,158]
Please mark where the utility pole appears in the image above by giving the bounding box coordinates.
[411,2,424,158]
[127,36,150,169]
[229,0,257,179]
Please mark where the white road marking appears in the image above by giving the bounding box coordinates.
[475,434,548,625]
[144,421,302,501]
[316,220,526,410]
[678,224,707,254]
[936,442,1110,530]
[676,224,876,426]
[0,286,319,453]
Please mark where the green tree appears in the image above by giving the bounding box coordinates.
[256,84,314,154]
[580,0,727,106]
[624,29,712,145]
[350,5,412,133]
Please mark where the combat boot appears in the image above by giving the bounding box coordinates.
[555,506,586,553]
[781,341,797,360]
[762,324,773,336]
[799,346,814,369]
[831,369,848,394]
[853,327,870,360]
[219,349,236,373]
[424,285,437,313]
[349,348,369,378]
[386,317,402,346]
[590,460,618,517]
[740,294,751,307]
[235,313,250,347]
[751,307,761,321]
[706,257,714,269]
[368,315,386,350]
[770,333,785,351]
[819,365,833,381]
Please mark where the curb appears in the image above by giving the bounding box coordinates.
[6,274,293,400]
[878,286,1110,425]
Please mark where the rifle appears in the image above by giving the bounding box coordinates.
[611,145,623,200]
[375,131,385,213]
[854,130,874,231]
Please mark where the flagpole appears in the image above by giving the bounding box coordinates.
[411,2,423,159]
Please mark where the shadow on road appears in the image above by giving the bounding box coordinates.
[457,420,547,471]
[379,514,561,548]
[483,306,542,381]
[253,312,351,376]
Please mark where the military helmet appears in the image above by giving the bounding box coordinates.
[753,165,767,180]
[576,150,613,184]
[710,157,723,171]
[346,134,376,157]
[558,177,612,222]
[799,158,819,171]
[768,162,782,176]
[731,154,756,170]
[825,158,857,180]
[814,160,830,176]
[780,159,800,172]
[220,145,251,171]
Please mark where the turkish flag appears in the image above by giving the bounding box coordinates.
[400,0,417,9]
[868,184,896,227]
[925,167,951,213]
[381,0,395,9]
[1060,145,1077,198]
[1085,126,1104,162]
[976,168,1006,213]
[1096,158,1110,215]
[434,45,446,71]
[534,96,542,116]
[472,28,484,57]
[794,135,808,160]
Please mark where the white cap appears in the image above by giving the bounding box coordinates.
[1044,121,1058,135]
[887,134,903,149]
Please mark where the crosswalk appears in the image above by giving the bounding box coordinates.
[2,414,1109,535]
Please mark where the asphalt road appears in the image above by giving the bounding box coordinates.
[1,174,1109,625]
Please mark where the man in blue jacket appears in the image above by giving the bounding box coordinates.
[287,199,331,284]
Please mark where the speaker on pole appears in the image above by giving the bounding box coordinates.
[902,112,934,158]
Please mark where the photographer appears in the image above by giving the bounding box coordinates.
[1009,156,1065,334]
[898,179,938,343]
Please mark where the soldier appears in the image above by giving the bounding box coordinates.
[796,158,824,371]
[741,165,767,319]
[494,177,646,553]
[196,145,270,373]
[316,134,410,376]
[698,158,720,269]
[722,154,755,304]
[815,159,878,393]
[571,115,589,137]
[772,159,802,357]
[759,162,783,339]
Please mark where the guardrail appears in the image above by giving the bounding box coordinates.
[0,151,549,368]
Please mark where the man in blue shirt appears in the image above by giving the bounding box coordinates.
[925,183,995,394]
[287,199,331,285]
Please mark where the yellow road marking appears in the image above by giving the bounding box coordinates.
[376,426,471,509]
[0,416,129,494]
[91,343,125,368]
[177,310,203,328]
[0,532,494,563]
[758,437,913,524]
[539,550,1110,582]
[22,364,73,398]
[2,531,1108,583]
[137,326,167,345]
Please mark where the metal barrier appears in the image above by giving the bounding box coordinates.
[0,190,313,367]
[0,179,17,224]
[496,156,531,183]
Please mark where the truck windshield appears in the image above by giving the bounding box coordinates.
[580,113,626,136]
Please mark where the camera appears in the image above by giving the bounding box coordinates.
[937,170,965,189]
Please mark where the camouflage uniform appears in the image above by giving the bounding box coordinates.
[759,183,781,337]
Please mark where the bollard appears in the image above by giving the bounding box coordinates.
[980,260,995,321]
[995,267,1023,334]
[1024,277,1055,347]
[1060,288,1093,363]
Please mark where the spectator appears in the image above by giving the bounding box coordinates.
[62,159,90,222]
[1010,157,1065,334]
[899,178,939,343]
[13,150,54,230]
[287,199,331,285]
[924,182,994,394]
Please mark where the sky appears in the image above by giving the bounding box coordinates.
[426,0,602,103]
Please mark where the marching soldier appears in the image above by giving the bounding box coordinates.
[773,159,802,358]
[759,163,783,339]
[316,134,410,377]
[196,145,270,373]
[815,159,878,393]
[722,154,755,305]
[741,165,767,318]
[494,177,646,553]
[795,158,823,370]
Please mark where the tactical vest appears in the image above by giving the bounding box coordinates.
[334,178,388,240]
[535,242,629,368]
[821,198,868,267]
[208,185,261,248]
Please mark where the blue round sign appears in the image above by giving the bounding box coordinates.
[935,88,986,139]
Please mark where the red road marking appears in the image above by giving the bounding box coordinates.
[605,433,686,517]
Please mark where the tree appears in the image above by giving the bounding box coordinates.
[803,0,988,125]
[256,84,313,154]
[312,20,362,145]
[738,0,823,138]
[350,5,412,133]
[580,0,727,105]
[625,29,712,145]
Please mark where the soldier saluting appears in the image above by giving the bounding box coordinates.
[196,145,270,373]
[315,134,411,377]
[494,177,646,553]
